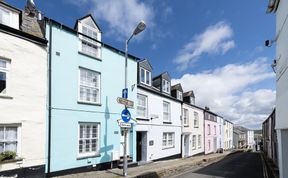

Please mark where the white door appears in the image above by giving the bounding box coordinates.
[120,129,130,157]
[184,135,189,157]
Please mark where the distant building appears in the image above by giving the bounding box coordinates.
[0,1,47,177]
[233,126,255,149]
[204,108,218,154]
[217,116,224,151]
[224,120,233,150]
[263,109,278,167]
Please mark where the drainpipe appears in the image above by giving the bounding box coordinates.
[181,103,183,158]
[47,19,52,178]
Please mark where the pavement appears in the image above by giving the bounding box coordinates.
[170,151,267,178]
[53,150,238,178]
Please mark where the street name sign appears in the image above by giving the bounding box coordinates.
[117,97,134,108]
[119,122,132,128]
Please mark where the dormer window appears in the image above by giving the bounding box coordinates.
[162,79,170,93]
[140,67,151,86]
[78,16,101,59]
[0,6,9,26]
[177,91,182,100]
[190,97,195,104]
[0,4,19,29]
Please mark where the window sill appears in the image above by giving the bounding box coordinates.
[78,101,101,106]
[77,153,101,160]
[0,95,13,99]
[192,147,196,150]
[140,82,151,87]
[137,117,150,121]
[0,158,23,164]
[184,125,189,127]
[78,51,102,61]
[194,126,199,128]
[162,146,175,150]
[163,121,172,124]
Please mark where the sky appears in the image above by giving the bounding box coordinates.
[7,0,276,129]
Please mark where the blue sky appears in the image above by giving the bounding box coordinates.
[7,0,276,129]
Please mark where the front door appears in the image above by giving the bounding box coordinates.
[213,137,217,152]
[137,132,142,161]
[184,135,189,157]
[120,129,130,157]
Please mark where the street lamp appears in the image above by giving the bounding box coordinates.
[125,20,146,89]
[123,21,146,177]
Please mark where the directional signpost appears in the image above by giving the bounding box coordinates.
[117,97,134,108]
[122,88,128,99]
[121,109,131,123]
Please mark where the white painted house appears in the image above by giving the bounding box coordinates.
[247,130,255,149]
[135,59,182,163]
[267,0,288,177]
[223,120,233,150]
[181,90,204,157]
[216,116,224,151]
[0,1,47,177]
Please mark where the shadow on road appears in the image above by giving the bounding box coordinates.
[194,152,264,178]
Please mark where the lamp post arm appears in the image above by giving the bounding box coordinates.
[125,34,134,89]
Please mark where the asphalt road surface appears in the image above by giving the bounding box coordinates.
[170,152,267,178]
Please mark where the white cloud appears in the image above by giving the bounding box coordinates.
[81,0,154,40]
[174,21,235,71]
[172,58,275,129]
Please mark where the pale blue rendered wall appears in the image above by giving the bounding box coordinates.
[46,23,137,172]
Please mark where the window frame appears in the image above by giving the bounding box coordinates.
[190,97,195,105]
[162,132,175,149]
[137,93,148,119]
[79,23,101,59]
[78,122,100,158]
[163,101,171,122]
[162,79,170,94]
[78,67,101,105]
[0,6,11,27]
[0,58,10,96]
[139,67,151,86]
[183,108,189,126]
[177,90,182,100]
[0,124,21,157]
[194,111,199,128]
[198,135,201,148]
[192,135,196,150]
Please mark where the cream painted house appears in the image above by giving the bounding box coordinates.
[223,120,233,150]
[0,1,47,177]
[181,90,204,157]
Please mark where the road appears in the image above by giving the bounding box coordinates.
[170,152,267,178]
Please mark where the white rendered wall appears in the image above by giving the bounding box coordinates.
[136,88,182,161]
[182,103,204,157]
[0,32,47,171]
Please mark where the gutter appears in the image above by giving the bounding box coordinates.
[47,20,52,178]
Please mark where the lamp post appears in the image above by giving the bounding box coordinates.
[123,21,146,177]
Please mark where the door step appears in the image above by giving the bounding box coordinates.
[118,162,138,168]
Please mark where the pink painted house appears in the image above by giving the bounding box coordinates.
[204,108,218,154]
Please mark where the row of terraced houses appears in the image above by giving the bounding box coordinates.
[0,1,234,177]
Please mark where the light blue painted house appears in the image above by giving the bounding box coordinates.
[45,15,138,176]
